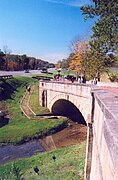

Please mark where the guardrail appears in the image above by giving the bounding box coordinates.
[0,75,13,80]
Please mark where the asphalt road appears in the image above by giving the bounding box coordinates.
[0,69,54,77]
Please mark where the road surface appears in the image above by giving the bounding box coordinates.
[0,69,55,77]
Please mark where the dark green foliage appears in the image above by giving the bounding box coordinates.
[12,164,23,180]
[80,0,118,80]
[81,0,118,53]
[0,164,23,180]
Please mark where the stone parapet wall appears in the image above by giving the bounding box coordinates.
[90,89,118,179]
[39,81,118,180]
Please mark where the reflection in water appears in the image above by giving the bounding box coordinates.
[0,140,45,164]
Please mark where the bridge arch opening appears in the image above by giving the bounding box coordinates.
[51,99,86,125]
[42,90,47,107]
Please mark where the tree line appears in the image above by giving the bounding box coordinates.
[0,47,55,71]
[56,0,118,81]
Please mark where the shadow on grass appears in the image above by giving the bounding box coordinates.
[0,117,9,128]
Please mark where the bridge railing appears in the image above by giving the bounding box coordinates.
[39,80,92,99]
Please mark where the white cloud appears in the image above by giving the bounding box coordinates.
[44,0,91,7]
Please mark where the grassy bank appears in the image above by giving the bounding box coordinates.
[30,83,49,115]
[0,77,67,145]
[0,141,86,179]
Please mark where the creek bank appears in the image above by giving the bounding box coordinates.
[41,121,87,151]
[0,121,87,165]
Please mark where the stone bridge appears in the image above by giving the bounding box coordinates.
[39,80,118,180]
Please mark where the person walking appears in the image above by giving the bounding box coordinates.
[78,76,81,83]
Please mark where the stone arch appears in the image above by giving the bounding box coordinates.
[51,99,86,125]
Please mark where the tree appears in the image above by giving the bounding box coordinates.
[21,55,30,70]
[69,40,90,78]
[0,49,5,70]
[80,0,118,80]
[56,60,61,69]
[60,59,69,69]
[3,45,11,70]
[81,0,118,54]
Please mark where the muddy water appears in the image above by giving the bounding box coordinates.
[0,122,87,165]
[0,140,45,164]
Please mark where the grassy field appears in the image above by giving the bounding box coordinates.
[0,77,67,145]
[0,141,86,180]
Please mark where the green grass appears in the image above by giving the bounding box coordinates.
[32,70,77,79]
[0,141,86,180]
[0,76,86,180]
[30,84,49,114]
[0,77,67,145]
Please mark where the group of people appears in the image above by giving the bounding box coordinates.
[91,77,98,85]
[78,76,86,84]
[53,74,88,84]
[53,74,65,81]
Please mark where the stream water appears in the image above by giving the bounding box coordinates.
[0,122,87,165]
[0,140,45,164]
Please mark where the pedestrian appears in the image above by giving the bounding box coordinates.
[78,76,81,83]
[93,77,97,85]
[27,86,31,94]
[33,166,40,176]
[82,76,86,83]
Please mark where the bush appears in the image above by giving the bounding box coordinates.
[108,73,118,82]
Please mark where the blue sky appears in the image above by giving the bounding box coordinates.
[0,0,94,63]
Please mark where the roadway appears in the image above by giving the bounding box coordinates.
[0,69,52,77]
[0,70,117,96]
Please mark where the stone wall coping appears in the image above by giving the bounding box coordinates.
[91,88,118,176]
[91,88,118,120]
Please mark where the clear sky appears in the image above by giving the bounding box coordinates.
[0,0,94,63]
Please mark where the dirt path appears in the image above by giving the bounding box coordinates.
[20,86,35,119]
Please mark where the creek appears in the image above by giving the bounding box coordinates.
[0,140,45,164]
[0,121,87,165]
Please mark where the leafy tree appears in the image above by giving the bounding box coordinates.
[81,0,118,54]
[56,60,61,69]
[21,55,30,70]
[0,49,4,56]
[60,59,69,69]
[0,49,5,70]
[3,45,11,70]
[69,40,90,78]
[80,0,118,80]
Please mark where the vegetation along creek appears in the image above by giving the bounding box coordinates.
[0,76,87,179]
